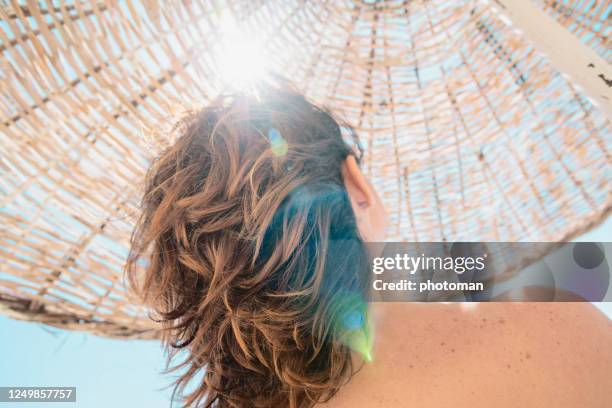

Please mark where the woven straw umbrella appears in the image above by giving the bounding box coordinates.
[1,1,610,339]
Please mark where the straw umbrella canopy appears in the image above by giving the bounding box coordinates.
[1,0,610,339]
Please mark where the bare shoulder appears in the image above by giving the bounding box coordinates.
[321,303,612,408]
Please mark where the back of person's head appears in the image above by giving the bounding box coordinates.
[127,80,376,407]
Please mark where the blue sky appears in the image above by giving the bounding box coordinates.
[1,216,611,407]
[0,318,172,407]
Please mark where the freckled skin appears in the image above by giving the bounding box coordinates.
[320,303,612,408]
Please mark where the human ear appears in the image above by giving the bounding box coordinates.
[341,155,388,242]
[341,155,373,210]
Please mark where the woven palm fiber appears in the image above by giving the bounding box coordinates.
[0,1,610,339]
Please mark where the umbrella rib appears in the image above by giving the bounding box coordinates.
[360,5,378,178]
[299,2,343,94]
[381,8,403,238]
[329,4,362,103]
[404,2,448,242]
[478,153,521,239]
[402,166,420,242]
[420,4,471,211]
[300,2,333,96]
[565,82,611,162]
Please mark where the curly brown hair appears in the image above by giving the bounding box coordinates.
[126,81,371,407]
